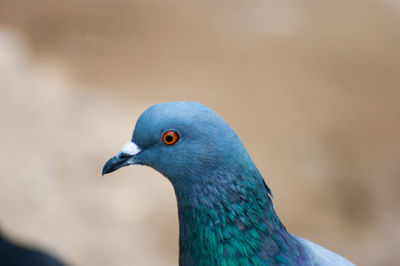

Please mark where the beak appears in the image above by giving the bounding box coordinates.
[102,141,142,175]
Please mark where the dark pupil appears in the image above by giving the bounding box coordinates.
[165,134,174,143]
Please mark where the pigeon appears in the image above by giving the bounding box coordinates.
[0,230,66,266]
[102,101,354,266]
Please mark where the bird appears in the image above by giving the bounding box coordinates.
[102,101,354,266]
[0,230,66,266]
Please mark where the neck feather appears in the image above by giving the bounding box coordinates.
[174,164,294,265]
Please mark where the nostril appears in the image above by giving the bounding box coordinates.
[119,153,131,159]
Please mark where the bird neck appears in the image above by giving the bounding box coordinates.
[174,165,293,265]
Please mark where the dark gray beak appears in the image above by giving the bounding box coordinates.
[102,141,142,175]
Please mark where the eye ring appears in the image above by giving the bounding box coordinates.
[162,131,179,145]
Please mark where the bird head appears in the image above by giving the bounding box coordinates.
[102,101,253,188]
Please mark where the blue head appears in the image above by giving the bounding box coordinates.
[102,101,257,189]
[103,102,283,265]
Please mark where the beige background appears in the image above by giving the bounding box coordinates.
[0,1,399,265]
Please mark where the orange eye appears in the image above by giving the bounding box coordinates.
[162,131,179,145]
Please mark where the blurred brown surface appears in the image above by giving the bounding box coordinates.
[0,1,399,265]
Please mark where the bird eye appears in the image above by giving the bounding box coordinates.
[162,131,179,145]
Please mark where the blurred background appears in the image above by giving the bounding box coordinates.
[0,0,399,265]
